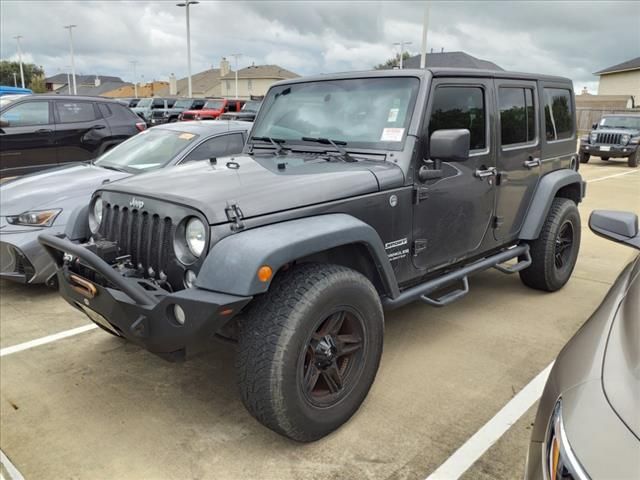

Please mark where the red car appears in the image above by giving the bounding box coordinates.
[180,98,245,121]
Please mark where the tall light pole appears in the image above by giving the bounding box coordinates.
[393,41,412,69]
[13,72,18,87]
[65,66,71,91]
[420,2,430,69]
[63,25,78,95]
[131,60,139,98]
[230,53,242,99]
[13,35,25,88]
[176,1,199,98]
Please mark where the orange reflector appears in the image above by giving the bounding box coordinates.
[257,265,273,282]
[219,308,234,316]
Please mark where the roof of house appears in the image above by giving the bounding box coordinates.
[221,65,299,80]
[399,51,503,71]
[45,73,124,84]
[594,57,640,75]
[157,68,224,97]
[54,81,132,96]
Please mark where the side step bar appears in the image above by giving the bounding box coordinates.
[382,244,530,310]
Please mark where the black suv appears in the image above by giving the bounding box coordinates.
[149,98,206,125]
[0,95,145,177]
[579,113,640,167]
[41,69,584,442]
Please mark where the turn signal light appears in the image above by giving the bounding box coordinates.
[257,266,273,283]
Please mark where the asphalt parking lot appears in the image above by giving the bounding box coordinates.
[1,158,639,480]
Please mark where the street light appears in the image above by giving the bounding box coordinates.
[176,0,199,98]
[63,25,78,95]
[230,53,242,99]
[13,72,18,87]
[393,41,412,69]
[131,60,139,98]
[64,66,71,91]
[13,35,25,88]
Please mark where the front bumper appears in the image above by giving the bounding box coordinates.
[580,141,637,158]
[149,117,169,125]
[0,222,60,284]
[39,233,252,359]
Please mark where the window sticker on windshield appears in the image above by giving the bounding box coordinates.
[178,133,195,140]
[387,108,399,122]
[380,128,405,142]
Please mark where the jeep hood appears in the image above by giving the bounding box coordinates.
[101,154,404,224]
[0,163,131,216]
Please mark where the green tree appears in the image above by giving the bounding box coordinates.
[0,60,46,92]
[374,52,412,70]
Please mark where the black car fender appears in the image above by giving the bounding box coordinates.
[63,204,90,241]
[195,213,400,298]
[519,169,586,240]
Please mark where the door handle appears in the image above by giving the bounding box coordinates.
[35,129,53,134]
[90,125,106,130]
[474,166,497,178]
[524,157,541,168]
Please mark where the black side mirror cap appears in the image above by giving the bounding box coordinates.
[592,122,598,130]
[430,129,470,162]
[589,210,640,250]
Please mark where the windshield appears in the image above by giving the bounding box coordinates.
[242,101,261,112]
[136,98,152,108]
[600,116,640,129]
[174,100,192,109]
[94,129,199,172]
[251,77,420,149]
[204,100,224,110]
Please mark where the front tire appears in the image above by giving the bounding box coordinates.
[237,263,384,442]
[579,152,590,164]
[600,156,610,161]
[520,198,581,292]
[628,151,638,168]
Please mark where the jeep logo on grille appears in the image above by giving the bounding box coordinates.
[129,197,144,210]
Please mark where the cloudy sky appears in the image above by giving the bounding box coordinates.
[1,0,638,92]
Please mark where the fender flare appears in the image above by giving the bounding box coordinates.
[63,204,90,241]
[519,169,585,240]
[195,213,400,298]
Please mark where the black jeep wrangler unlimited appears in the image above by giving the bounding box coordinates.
[579,113,640,167]
[40,69,585,442]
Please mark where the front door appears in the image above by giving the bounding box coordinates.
[412,78,496,271]
[493,79,541,242]
[0,100,56,177]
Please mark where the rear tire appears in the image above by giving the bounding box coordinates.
[519,198,580,292]
[237,263,383,442]
[628,151,638,168]
[579,152,590,164]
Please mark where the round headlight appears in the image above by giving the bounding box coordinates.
[89,197,103,233]
[589,132,597,143]
[185,217,206,257]
[621,133,630,145]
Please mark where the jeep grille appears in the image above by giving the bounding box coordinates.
[595,132,622,145]
[100,203,173,278]
[151,110,165,118]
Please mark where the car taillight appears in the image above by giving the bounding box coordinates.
[135,122,147,132]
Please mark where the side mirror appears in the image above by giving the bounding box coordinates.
[589,210,640,250]
[430,129,470,163]
[592,122,598,130]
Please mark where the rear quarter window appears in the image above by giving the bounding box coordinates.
[544,88,573,141]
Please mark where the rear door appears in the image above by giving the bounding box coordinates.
[0,99,56,176]
[493,80,541,242]
[54,100,109,163]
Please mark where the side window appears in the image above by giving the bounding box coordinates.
[55,101,98,123]
[182,133,245,162]
[167,99,176,108]
[152,98,165,109]
[428,86,486,151]
[544,88,573,141]
[98,103,112,118]
[194,100,205,110]
[0,101,49,127]
[498,87,536,146]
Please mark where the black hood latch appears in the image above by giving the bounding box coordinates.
[225,201,245,232]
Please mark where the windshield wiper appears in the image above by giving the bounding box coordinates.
[251,136,288,155]
[301,137,357,162]
[97,163,130,173]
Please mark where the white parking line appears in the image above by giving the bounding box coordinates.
[0,324,97,357]
[0,449,25,480]
[426,362,554,480]
[587,169,639,183]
